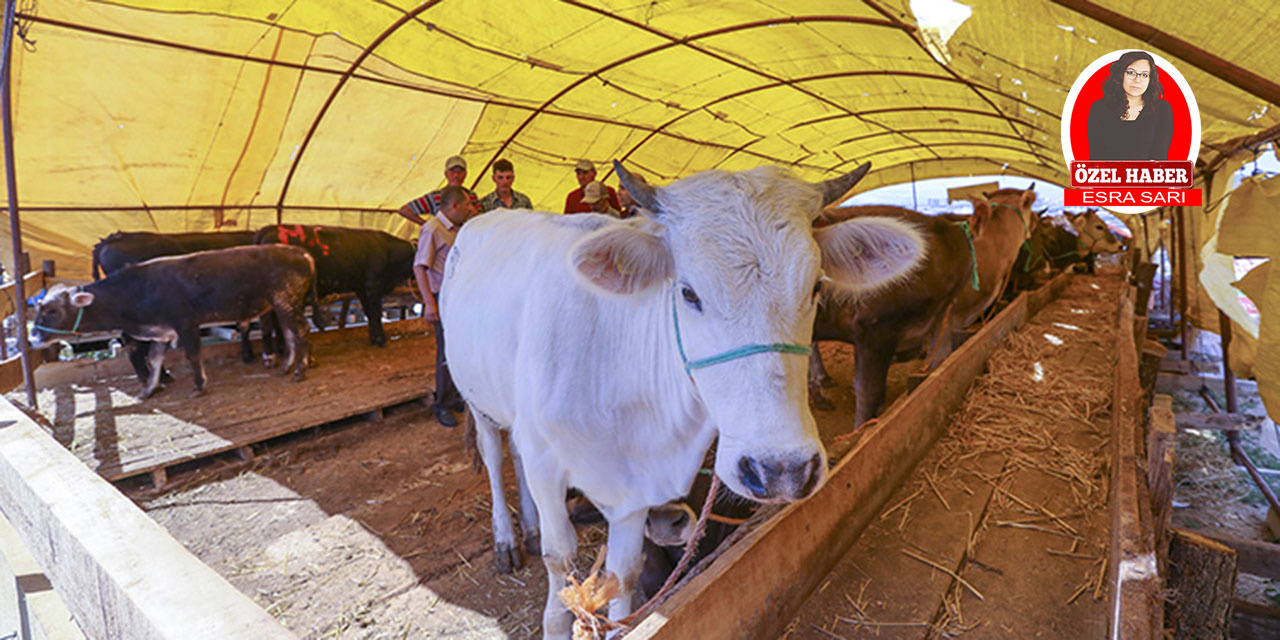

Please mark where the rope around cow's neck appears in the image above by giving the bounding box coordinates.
[953,220,980,290]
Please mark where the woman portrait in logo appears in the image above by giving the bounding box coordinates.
[1086,50,1173,160]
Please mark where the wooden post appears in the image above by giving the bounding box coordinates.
[1219,309,1238,414]
[1166,529,1237,639]
[1,0,35,411]
[1148,395,1176,556]
[1134,262,1157,316]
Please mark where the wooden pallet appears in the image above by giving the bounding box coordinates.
[17,321,434,488]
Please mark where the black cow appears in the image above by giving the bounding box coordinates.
[92,231,259,381]
[34,245,317,398]
[253,225,415,348]
[93,231,257,279]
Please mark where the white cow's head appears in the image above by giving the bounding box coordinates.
[569,161,924,503]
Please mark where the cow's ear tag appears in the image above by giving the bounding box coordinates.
[70,291,95,307]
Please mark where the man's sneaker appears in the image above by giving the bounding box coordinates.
[434,406,459,428]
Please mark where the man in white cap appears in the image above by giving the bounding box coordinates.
[397,154,480,225]
[563,159,621,214]
[579,180,620,216]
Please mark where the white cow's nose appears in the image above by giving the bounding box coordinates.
[736,452,824,502]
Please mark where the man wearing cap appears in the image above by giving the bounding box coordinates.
[563,159,621,214]
[397,154,480,225]
[478,158,533,213]
[580,181,621,216]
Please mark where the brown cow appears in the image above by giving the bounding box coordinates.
[950,187,1038,329]
[810,206,976,426]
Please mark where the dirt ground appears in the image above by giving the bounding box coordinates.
[116,324,908,639]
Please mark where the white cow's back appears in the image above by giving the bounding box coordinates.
[440,211,711,513]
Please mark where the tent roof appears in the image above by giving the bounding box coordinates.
[5,0,1280,279]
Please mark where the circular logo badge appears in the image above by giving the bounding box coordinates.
[1061,50,1201,214]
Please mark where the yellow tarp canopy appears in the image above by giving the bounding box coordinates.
[2,1,1279,415]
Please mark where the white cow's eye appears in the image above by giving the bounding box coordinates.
[681,286,702,312]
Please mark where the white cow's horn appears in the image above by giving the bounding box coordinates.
[816,161,872,207]
[614,160,660,214]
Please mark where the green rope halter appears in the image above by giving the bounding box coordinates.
[953,220,980,290]
[671,286,811,374]
[34,305,85,336]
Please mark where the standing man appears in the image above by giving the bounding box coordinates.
[397,155,480,225]
[478,158,533,212]
[563,159,621,214]
[413,185,477,427]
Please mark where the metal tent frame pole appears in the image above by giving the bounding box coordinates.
[2,0,35,409]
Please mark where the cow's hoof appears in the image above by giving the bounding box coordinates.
[523,533,541,557]
[140,387,158,399]
[493,542,524,574]
[241,352,255,364]
[160,370,175,384]
[820,375,836,388]
[291,371,306,383]
[262,356,278,369]
[187,387,205,399]
[372,336,388,348]
[812,393,835,412]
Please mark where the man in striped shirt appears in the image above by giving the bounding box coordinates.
[397,154,479,225]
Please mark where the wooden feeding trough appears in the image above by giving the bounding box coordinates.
[626,270,1174,639]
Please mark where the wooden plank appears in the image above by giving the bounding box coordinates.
[1232,599,1280,640]
[631,293,1036,640]
[24,323,432,483]
[0,399,296,640]
[1156,373,1259,395]
[1189,529,1280,579]
[1148,395,1176,554]
[1165,529,1236,639]
[1108,289,1162,640]
[1174,412,1264,432]
[0,270,44,317]
[0,355,24,394]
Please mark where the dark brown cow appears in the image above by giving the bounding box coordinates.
[810,206,975,426]
[33,245,317,397]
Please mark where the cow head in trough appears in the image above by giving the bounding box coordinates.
[568,161,925,503]
[30,284,98,349]
[1067,209,1125,255]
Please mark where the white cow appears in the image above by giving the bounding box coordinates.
[441,161,924,638]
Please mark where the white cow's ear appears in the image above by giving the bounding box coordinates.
[70,291,95,307]
[815,216,924,296]
[569,225,672,296]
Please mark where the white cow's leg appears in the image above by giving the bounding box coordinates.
[471,409,522,573]
[525,466,575,640]
[509,438,540,555]
[604,509,647,624]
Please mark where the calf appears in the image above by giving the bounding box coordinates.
[33,245,316,397]
[254,225,414,348]
[91,230,258,381]
[811,206,974,426]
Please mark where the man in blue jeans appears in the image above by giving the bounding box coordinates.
[412,185,477,426]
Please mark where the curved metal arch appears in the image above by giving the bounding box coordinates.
[854,141,1048,166]
[792,107,1051,135]
[604,69,1064,182]
[275,0,444,222]
[829,128,1055,152]
[857,156,1067,191]
[472,10,913,190]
